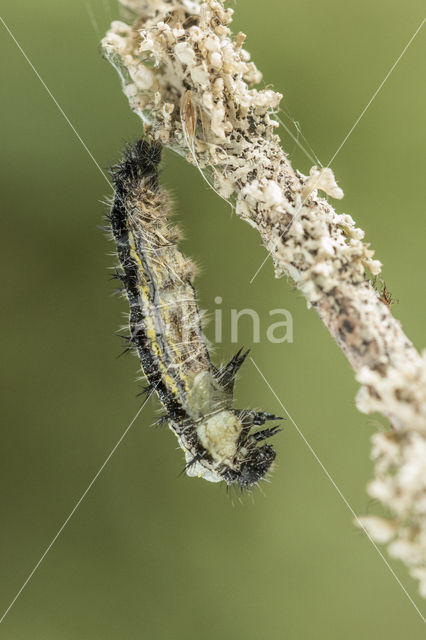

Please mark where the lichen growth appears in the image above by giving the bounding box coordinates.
[102,0,426,597]
[102,0,381,303]
[359,428,426,597]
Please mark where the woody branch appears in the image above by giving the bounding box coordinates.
[102,0,426,595]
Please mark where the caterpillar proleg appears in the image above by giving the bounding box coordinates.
[108,139,281,488]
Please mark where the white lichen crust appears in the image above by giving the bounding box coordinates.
[359,428,426,597]
[102,0,426,595]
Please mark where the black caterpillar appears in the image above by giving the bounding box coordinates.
[108,139,281,487]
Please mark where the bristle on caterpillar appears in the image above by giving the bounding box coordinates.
[108,139,282,488]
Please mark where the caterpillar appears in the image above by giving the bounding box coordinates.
[108,139,281,488]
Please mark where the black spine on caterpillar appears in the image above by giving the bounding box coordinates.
[108,139,282,488]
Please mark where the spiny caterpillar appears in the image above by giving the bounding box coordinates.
[108,139,281,488]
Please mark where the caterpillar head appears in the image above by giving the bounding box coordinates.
[227,409,281,488]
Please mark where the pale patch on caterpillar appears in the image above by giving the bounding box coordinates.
[108,139,281,488]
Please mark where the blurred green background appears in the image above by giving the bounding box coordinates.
[1,1,425,638]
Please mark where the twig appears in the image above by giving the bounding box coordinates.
[102,0,426,596]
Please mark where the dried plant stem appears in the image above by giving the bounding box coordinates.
[102,0,426,595]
